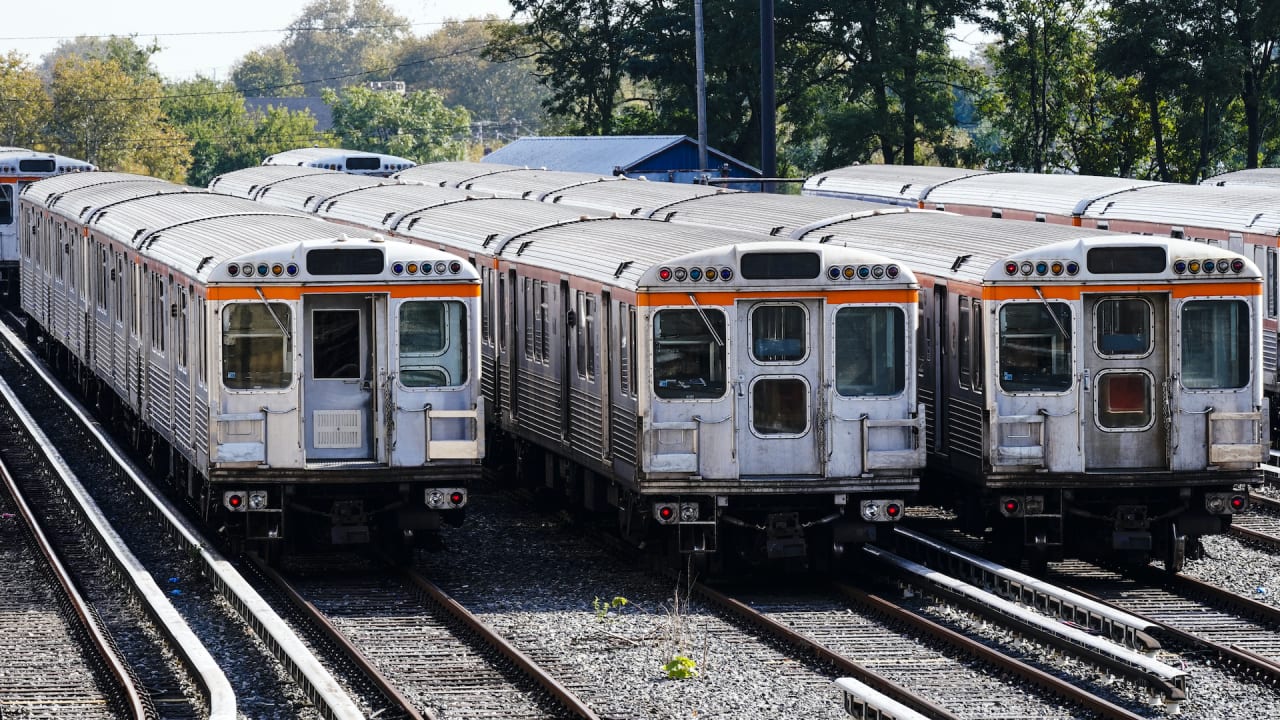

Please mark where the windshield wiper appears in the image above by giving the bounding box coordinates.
[687,293,724,347]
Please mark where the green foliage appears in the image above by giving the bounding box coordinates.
[0,52,50,147]
[662,654,698,680]
[323,85,470,162]
[231,49,304,97]
[283,0,412,92]
[592,595,628,621]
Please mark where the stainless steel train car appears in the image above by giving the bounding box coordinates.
[262,146,417,177]
[18,171,484,557]
[394,161,1269,570]
[803,165,1280,439]
[0,147,96,303]
[212,165,927,566]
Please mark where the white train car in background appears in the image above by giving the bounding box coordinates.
[0,147,95,302]
[19,171,483,558]
[213,165,927,568]
[263,146,417,177]
[1203,167,1280,190]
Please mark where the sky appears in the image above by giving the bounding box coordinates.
[3,0,517,82]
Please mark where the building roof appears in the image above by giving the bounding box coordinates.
[482,135,760,178]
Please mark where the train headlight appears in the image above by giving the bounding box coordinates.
[248,490,268,510]
[1203,259,1216,273]
[654,503,678,524]
[223,491,247,512]
[1205,492,1246,514]
[426,488,468,509]
[679,503,699,522]
[859,500,905,522]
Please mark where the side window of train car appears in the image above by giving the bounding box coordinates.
[834,306,906,397]
[0,184,11,225]
[653,308,726,399]
[958,298,971,389]
[222,303,293,389]
[1181,299,1250,390]
[998,302,1072,393]
[973,300,984,391]
[574,292,597,381]
[398,300,468,387]
[618,301,632,396]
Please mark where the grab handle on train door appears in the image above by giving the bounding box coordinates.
[1082,368,1090,392]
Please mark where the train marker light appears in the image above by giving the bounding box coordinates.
[435,261,448,274]
[885,503,901,518]
[886,264,900,279]
[720,268,732,281]
[658,267,672,281]
[1205,492,1245,514]
[655,504,677,524]
[1188,260,1201,273]
[1065,261,1080,275]
[859,500,905,522]
[706,267,718,282]
[1231,495,1246,511]
[843,265,856,280]
[690,267,704,281]
[1000,497,1021,516]
[1173,259,1187,274]
[674,267,688,281]
[228,263,240,276]
[1232,259,1245,273]
[1217,259,1230,273]
[1005,261,1018,275]
[450,491,465,506]
[223,491,247,512]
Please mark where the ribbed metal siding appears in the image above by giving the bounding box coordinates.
[919,387,936,450]
[946,396,984,460]
[567,386,604,461]
[480,354,498,407]
[609,403,638,468]
[147,360,172,435]
[1266,331,1278,392]
[515,370,561,445]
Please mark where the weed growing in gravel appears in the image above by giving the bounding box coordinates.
[660,557,706,680]
[593,595,629,622]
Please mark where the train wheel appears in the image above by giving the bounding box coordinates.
[1164,524,1186,574]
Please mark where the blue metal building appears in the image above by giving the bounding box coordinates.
[481,135,760,184]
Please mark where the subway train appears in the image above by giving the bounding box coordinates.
[17,171,485,558]
[1202,167,1280,190]
[242,160,1268,571]
[406,162,1269,570]
[211,164,927,567]
[0,147,96,303]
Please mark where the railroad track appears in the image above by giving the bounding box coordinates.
[254,553,591,719]
[1234,492,1280,551]
[0,467,147,719]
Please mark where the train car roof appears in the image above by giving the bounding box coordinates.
[919,172,1164,217]
[1202,167,1280,189]
[208,165,335,198]
[22,171,166,206]
[394,160,525,187]
[540,176,737,217]
[262,146,417,174]
[387,197,601,255]
[254,172,387,212]
[803,164,988,204]
[794,210,1128,284]
[314,183,484,228]
[403,165,615,199]
[1079,182,1280,236]
[652,192,898,237]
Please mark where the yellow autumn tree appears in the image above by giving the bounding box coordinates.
[0,52,51,148]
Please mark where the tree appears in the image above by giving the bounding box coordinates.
[486,0,644,135]
[40,35,162,83]
[322,85,470,161]
[231,48,304,97]
[1228,0,1279,168]
[392,18,552,139]
[0,52,50,147]
[46,55,190,179]
[283,0,412,92]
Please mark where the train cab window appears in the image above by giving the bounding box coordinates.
[222,303,293,389]
[752,378,808,435]
[313,310,361,379]
[653,308,726,399]
[998,302,1072,392]
[1180,300,1249,389]
[399,300,468,387]
[750,304,806,362]
[1095,298,1151,356]
[834,306,905,396]
[0,185,11,225]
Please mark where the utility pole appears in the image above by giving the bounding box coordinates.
[694,0,709,173]
[760,0,776,191]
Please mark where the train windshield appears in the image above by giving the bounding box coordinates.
[398,300,468,387]
[999,302,1072,392]
[222,303,293,389]
[0,184,11,225]
[653,309,727,399]
[834,306,905,396]
[1181,300,1249,389]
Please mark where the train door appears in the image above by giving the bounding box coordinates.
[735,299,822,476]
[303,294,376,460]
[1082,294,1169,470]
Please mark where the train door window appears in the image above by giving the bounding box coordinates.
[998,302,1072,392]
[178,289,189,368]
[653,308,726,399]
[399,300,468,387]
[522,277,534,359]
[97,245,109,310]
[313,310,361,379]
[497,272,507,350]
[480,269,491,347]
[0,184,11,225]
[1180,299,1249,389]
[540,282,551,362]
[1094,298,1152,356]
[115,255,124,323]
[1268,248,1277,319]
[575,291,587,378]
[151,274,166,353]
[752,377,808,435]
[222,303,293,389]
[958,298,971,389]
[973,300,984,391]
[1096,371,1154,430]
[835,306,905,396]
[750,304,806,363]
[584,293,597,380]
[618,302,631,394]
[197,297,207,386]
